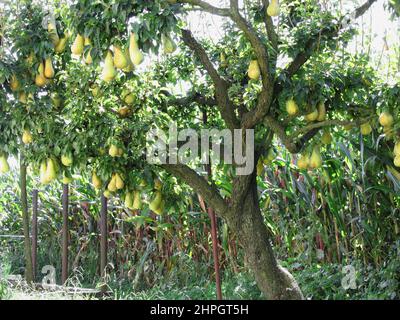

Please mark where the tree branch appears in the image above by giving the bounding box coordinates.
[262,0,278,51]
[181,29,239,129]
[162,163,230,218]
[176,0,231,17]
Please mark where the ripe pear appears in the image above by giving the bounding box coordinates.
[35,62,48,87]
[154,200,165,215]
[394,156,400,168]
[107,175,117,192]
[393,141,400,156]
[44,57,55,79]
[267,0,280,17]
[305,109,319,122]
[84,37,93,64]
[162,34,177,54]
[22,129,33,145]
[310,147,322,169]
[91,85,100,97]
[118,106,130,117]
[317,101,326,121]
[297,154,310,170]
[101,50,117,82]
[360,122,372,135]
[124,93,135,105]
[124,191,134,209]
[220,52,228,68]
[61,153,73,166]
[71,34,84,55]
[132,191,142,210]
[379,112,394,127]
[92,172,103,189]
[109,144,119,157]
[115,173,124,190]
[321,130,332,145]
[129,32,144,66]
[154,178,162,190]
[113,46,128,70]
[0,156,10,174]
[10,74,20,91]
[45,158,57,183]
[286,99,298,116]
[55,36,67,53]
[18,92,28,104]
[149,191,163,211]
[103,190,112,198]
[39,161,48,184]
[248,60,260,80]
[48,22,60,47]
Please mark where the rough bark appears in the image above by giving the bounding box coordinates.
[227,177,303,300]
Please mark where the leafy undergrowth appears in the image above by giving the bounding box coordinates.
[2,247,399,300]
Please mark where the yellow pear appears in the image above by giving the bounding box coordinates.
[18,92,28,104]
[394,156,400,168]
[45,158,57,182]
[124,93,135,105]
[305,109,319,122]
[61,154,73,167]
[393,141,400,156]
[124,191,134,208]
[267,0,280,17]
[149,191,162,211]
[91,85,100,97]
[122,48,135,72]
[321,130,332,145]
[286,99,298,116]
[109,144,119,157]
[379,112,394,127]
[297,154,310,170]
[44,57,55,79]
[48,22,60,47]
[92,172,103,189]
[55,36,67,53]
[154,178,162,190]
[248,60,260,80]
[71,34,84,55]
[39,161,48,184]
[84,37,93,64]
[118,106,130,117]
[309,147,322,169]
[22,129,33,145]
[62,171,73,184]
[101,50,117,82]
[360,122,372,135]
[107,175,117,192]
[10,74,20,91]
[220,52,228,68]
[317,101,326,121]
[132,191,142,210]
[113,46,128,70]
[35,62,48,87]
[115,173,124,190]
[103,190,112,198]
[162,34,177,54]
[0,156,10,174]
[129,33,144,66]
[154,200,165,215]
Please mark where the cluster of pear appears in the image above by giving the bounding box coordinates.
[109,144,124,157]
[0,154,10,174]
[297,146,323,170]
[256,148,276,176]
[105,173,125,196]
[286,98,327,122]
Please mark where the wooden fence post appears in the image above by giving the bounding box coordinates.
[32,189,38,281]
[61,183,69,284]
[100,194,108,292]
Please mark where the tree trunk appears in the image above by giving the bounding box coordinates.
[20,156,34,283]
[227,180,303,300]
